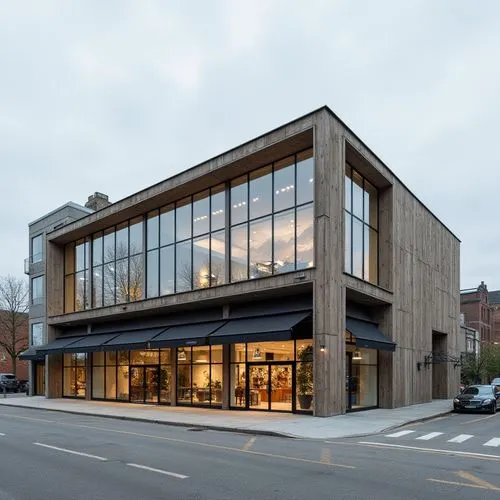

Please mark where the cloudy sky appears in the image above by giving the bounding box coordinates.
[0,1,499,290]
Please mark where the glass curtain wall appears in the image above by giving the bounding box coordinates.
[145,185,226,299]
[63,353,86,398]
[230,149,314,282]
[177,345,223,407]
[64,148,314,311]
[344,164,378,284]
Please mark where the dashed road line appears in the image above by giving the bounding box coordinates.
[127,463,188,479]
[320,447,331,464]
[33,442,108,461]
[243,436,257,451]
[0,432,5,436]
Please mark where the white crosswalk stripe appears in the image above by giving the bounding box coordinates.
[416,432,443,441]
[447,434,473,443]
[483,438,500,447]
[385,430,415,438]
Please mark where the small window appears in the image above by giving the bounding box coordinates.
[31,235,43,263]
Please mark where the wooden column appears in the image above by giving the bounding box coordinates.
[313,112,346,417]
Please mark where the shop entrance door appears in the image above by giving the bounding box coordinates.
[345,353,353,411]
[247,363,294,412]
[130,366,159,404]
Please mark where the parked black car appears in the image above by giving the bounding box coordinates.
[453,385,500,413]
[0,373,18,392]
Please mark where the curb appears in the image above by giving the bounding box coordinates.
[0,401,452,441]
[0,402,292,438]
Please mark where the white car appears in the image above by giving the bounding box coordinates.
[491,378,500,390]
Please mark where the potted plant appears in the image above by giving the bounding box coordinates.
[297,345,313,410]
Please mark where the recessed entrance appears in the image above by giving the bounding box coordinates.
[130,366,159,403]
[247,363,293,412]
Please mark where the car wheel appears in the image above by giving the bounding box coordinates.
[490,404,496,414]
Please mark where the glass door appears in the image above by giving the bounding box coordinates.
[130,366,145,403]
[270,364,293,412]
[248,364,269,410]
[345,353,352,411]
[145,366,159,403]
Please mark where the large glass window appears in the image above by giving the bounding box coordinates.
[63,149,313,310]
[346,343,378,409]
[90,349,172,404]
[176,346,223,407]
[63,353,86,398]
[31,234,43,263]
[230,149,314,283]
[344,164,378,284]
[31,323,43,346]
[31,276,44,305]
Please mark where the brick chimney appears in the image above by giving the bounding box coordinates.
[85,192,111,211]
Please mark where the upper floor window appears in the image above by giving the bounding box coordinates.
[31,276,44,304]
[31,323,44,346]
[344,164,378,285]
[62,148,314,313]
[230,148,314,282]
[31,234,43,263]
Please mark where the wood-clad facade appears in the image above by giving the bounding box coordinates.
[36,106,460,417]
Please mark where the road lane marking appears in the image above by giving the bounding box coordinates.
[416,432,443,441]
[447,434,473,443]
[243,436,256,451]
[19,420,355,470]
[358,442,500,461]
[33,442,108,461]
[456,470,500,491]
[127,463,188,479]
[385,430,415,438]
[483,438,500,447]
[320,447,331,464]
[460,413,498,425]
[0,432,4,436]
[428,479,497,491]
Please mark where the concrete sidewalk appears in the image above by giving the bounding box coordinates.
[0,396,452,439]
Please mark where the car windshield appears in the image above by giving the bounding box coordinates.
[463,386,492,396]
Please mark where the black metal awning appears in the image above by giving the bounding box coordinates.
[63,333,122,353]
[18,347,45,361]
[208,311,311,345]
[149,321,226,348]
[346,317,396,352]
[37,336,84,354]
[99,327,167,351]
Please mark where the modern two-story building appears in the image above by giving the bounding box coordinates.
[24,106,461,416]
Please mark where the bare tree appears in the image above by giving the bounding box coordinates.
[0,275,29,376]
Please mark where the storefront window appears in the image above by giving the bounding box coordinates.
[63,353,86,398]
[176,346,223,407]
[346,344,378,409]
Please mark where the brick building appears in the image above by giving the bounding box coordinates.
[0,311,29,379]
[489,290,500,344]
[460,282,495,343]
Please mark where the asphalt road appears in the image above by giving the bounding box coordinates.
[0,406,499,499]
